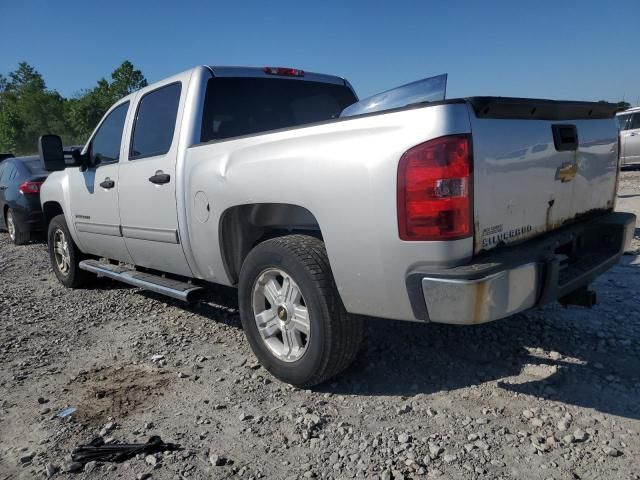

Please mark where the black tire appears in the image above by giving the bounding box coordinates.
[6,208,30,245]
[238,234,363,387]
[47,214,93,288]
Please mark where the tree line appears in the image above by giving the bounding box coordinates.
[0,61,634,156]
[0,61,147,155]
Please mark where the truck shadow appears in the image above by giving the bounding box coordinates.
[325,316,639,421]
[127,256,639,421]
[320,256,640,420]
[139,283,243,330]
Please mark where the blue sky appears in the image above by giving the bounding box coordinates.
[2,1,638,104]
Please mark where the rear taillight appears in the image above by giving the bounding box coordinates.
[19,181,43,195]
[263,66,305,77]
[397,135,472,241]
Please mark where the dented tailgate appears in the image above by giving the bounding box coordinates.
[468,97,619,254]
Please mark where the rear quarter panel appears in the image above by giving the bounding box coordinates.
[183,103,473,321]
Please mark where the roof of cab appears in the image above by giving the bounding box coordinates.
[207,66,347,86]
[617,106,640,115]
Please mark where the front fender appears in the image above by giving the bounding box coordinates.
[41,172,85,251]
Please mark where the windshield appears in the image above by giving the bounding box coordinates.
[200,77,357,142]
[340,74,447,117]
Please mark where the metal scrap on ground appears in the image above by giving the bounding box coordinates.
[71,436,181,464]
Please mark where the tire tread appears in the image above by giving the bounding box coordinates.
[255,234,363,387]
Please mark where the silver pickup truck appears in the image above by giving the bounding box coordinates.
[38,65,636,386]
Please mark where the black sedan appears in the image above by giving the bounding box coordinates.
[0,156,49,244]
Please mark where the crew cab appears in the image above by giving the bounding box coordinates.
[38,66,635,386]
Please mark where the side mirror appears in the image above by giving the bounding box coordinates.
[66,147,90,170]
[38,135,65,172]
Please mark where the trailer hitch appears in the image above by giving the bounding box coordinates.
[559,286,597,308]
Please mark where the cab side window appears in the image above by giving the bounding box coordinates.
[91,102,130,165]
[630,114,640,130]
[129,82,181,160]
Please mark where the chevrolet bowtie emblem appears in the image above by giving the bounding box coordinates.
[557,162,578,182]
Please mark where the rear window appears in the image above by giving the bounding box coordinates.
[23,159,47,175]
[200,77,357,142]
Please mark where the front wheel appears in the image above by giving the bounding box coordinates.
[48,214,93,288]
[238,235,363,387]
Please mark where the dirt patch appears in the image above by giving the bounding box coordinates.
[68,365,172,425]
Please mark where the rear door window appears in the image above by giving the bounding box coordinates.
[12,162,25,181]
[630,113,640,130]
[129,82,182,159]
[4,164,17,181]
[0,163,16,184]
[0,162,7,182]
[200,77,357,142]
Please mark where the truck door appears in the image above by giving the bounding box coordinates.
[67,101,133,263]
[621,113,640,165]
[117,80,192,277]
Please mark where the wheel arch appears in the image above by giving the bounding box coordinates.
[218,203,323,284]
[42,201,65,230]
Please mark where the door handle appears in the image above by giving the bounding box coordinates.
[149,171,171,185]
[630,132,638,137]
[0,186,7,191]
[99,178,115,189]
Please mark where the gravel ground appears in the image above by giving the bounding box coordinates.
[1,173,639,480]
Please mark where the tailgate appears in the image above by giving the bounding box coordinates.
[468,97,619,254]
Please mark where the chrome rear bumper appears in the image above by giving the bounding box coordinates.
[422,263,539,324]
[407,211,636,325]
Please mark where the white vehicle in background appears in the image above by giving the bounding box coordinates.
[617,107,640,167]
[37,66,635,386]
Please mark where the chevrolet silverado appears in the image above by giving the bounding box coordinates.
[37,66,635,386]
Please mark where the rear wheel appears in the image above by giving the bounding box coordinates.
[238,235,363,387]
[48,214,93,288]
[6,208,30,245]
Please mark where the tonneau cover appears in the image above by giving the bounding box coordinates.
[466,97,618,121]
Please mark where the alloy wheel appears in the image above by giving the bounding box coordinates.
[53,228,71,275]
[6,211,15,241]
[252,268,310,362]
